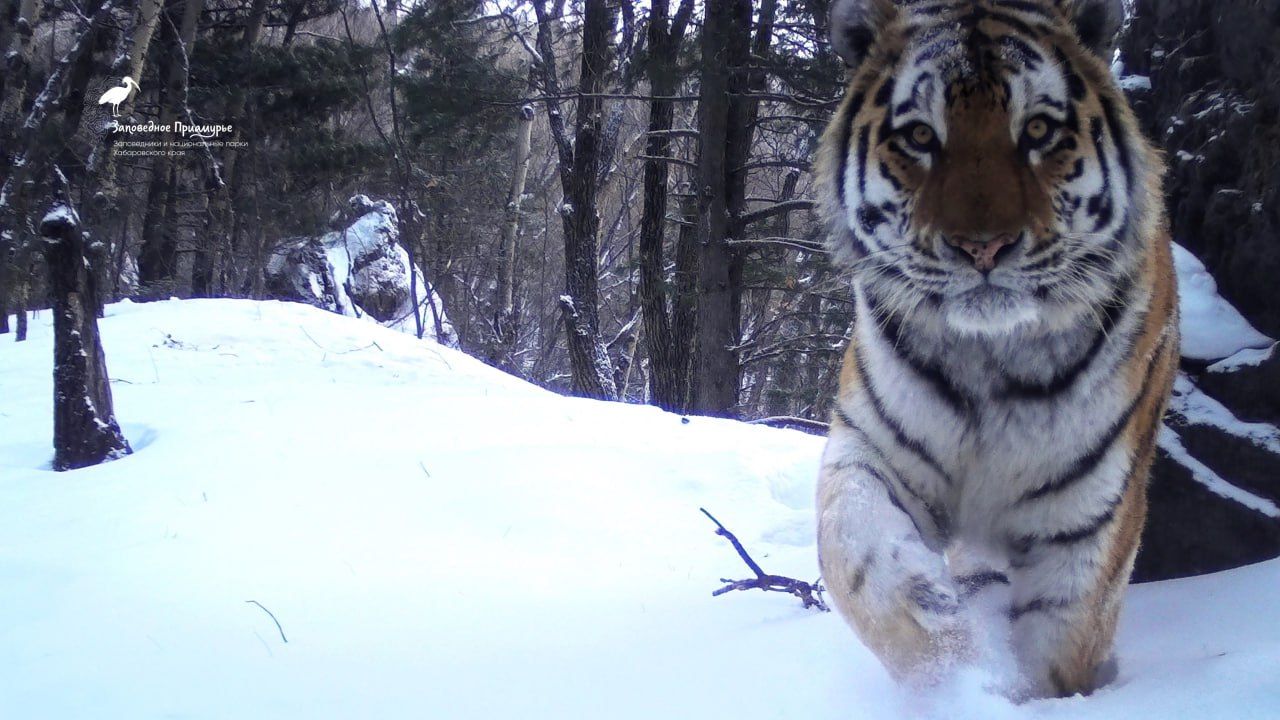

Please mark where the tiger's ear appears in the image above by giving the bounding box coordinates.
[829,0,897,69]
[1063,0,1126,58]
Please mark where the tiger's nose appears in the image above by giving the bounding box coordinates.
[944,233,1020,272]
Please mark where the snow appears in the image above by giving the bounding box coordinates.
[1169,373,1280,458]
[1208,343,1277,373]
[1157,427,1280,519]
[1117,75,1151,92]
[40,203,78,228]
[1172,243,1274,361]
[2,299,1280,718]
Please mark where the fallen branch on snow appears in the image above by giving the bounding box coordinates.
[747,416,830,435]
[246,600,288,643]
[700,508,829,612]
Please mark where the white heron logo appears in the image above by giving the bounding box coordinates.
[97,77,140,117]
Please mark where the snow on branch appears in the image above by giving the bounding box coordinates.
[737,199,816,227]
[700,508,829,612]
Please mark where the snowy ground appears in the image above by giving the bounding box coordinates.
[1,299,1278,719]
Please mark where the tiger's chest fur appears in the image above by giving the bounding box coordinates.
[844,275,1168,551]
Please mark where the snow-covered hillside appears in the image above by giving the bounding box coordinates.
[1,300,1277,719]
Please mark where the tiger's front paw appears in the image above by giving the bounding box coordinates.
[872,553,973,680]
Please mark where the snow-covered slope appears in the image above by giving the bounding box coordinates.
[1,300,1277,719]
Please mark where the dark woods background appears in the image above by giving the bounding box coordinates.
[0,0,851,421]
[1,1,1277,573]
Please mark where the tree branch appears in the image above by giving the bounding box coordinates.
[738,199,816,227]
[700,508,829,611]
[747,416,831,434]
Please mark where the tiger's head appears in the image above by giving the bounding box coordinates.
[819,0,1162,336]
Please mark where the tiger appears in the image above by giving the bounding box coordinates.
[813,0,1178,699]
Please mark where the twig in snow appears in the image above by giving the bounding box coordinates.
[245,600,288,643]
[299,325,324,349]
[700,508,829,612]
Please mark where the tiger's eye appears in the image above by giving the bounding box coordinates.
[912,124,935,147]
[1026,117,1049,141]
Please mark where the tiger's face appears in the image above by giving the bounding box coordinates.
[821,0,1152,335]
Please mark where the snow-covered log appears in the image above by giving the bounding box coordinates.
[264,195,456,345]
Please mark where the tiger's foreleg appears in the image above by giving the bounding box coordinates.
[817,413,970,682]
[1006,327,1173,699]
[1006,480,1144,698]
[1006,404,1167,698]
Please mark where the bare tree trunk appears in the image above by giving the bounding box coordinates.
[0,0,43,140]
[0,0,45,338]
[493,101,535,372]
[532,0,618,400]
[14,276,28,340]
[0,0,117,342]
[41,196,132,470]
[137,0,204,296]
[637,0,694,412]
[204,0,268,296]
[691,0,778,417]
[673,189,699,407]
[692,0,751,416]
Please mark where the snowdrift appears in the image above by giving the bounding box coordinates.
[0,299,1277,719]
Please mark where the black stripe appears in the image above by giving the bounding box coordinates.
[1045,500,1119,544]
[874,76,896,107]
[1002,270,1134,399]
[852,339,957,488]
[873,303,974,416]
[987,11,1044,40]
[856,203,889,235]
[1055,46,1087,100]
[856,125,871,196]
[994,0,1054,18]
[848,551,874,595]
[1064,157,1085,181]
[999,35,1044,68]
[834,404,950,537]
[1016,332,1170,504]
[957,570,1011,599]
[911,3,956,17]
[1098,94,1134,191]
[878,161,903,191]
[1010,596,1071,621]
[1015,490,1123,551]
[834,92,866,210]
[1043,135,1078,159]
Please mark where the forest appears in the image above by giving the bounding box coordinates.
[0,0,856,423]
[2,0,1279,715]
[2,0,1278,564]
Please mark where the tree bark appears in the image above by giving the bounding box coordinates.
[203,0,268,296]
[493,101,535,372]
[637,0,695,412]
[691,0,778,417]
[41,199,132,470]
[137,0,204,296]
[83,0,165,308]
[0,0,116,340]
[692,0,751,416]
[532,0,619,400]
[0,0,44,142]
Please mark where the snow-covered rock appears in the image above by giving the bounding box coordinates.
[265,195,456,345]
[1,299,1279,718]
[1172,243,1273,362]
[1138,248,1280,580]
